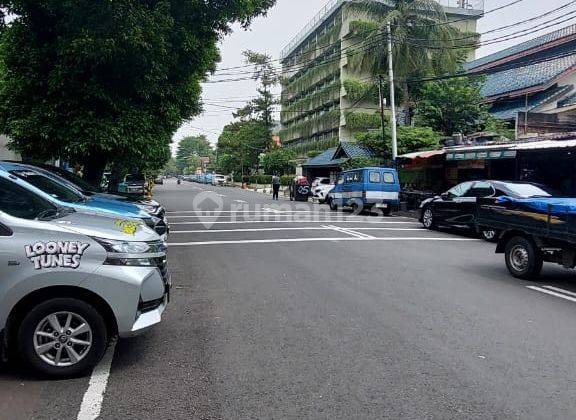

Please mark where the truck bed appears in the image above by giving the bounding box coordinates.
[477,196,576,245]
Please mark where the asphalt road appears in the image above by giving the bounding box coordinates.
[3,179,576,419]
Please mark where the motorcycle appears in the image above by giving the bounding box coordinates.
[177,178,182,185]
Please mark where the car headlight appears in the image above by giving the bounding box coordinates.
[93,238,167,267]
[137,203,161,216]
[94,237,152,253]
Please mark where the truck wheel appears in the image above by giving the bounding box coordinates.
[422,207,435,229]
[17,298,108,378]
[505,236,543,280]
[480,229,499,242]
[382,207,392,217]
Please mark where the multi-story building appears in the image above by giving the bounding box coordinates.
[279,0,484,157]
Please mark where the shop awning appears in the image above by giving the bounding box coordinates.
[399,150,445,160]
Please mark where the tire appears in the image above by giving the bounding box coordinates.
[382,207,392,217]
[350,199,364,215]
[422,207,435,229]
[17,298,108,378]
[329,198,337,211]
[504,236,543,280]
[480,229,499,242]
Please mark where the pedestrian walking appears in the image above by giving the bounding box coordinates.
[272,174,281,200]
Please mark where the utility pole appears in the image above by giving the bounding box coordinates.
[386,21,398,163]
[377,75,387,153]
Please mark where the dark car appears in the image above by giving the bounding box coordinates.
[419,180,557,241]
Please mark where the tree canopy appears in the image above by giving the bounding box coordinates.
[260,148,296,175]
[233,50,278,127]
[0,0,275,183]
[355,125,441,161]
[216,120,272,176]
[175,135,214,173]
[416,77,494,136]
[347,0,469,124]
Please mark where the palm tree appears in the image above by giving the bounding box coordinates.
[347,0,467,125]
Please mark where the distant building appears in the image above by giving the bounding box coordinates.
[280,0,484,157]
[467,24,576,133]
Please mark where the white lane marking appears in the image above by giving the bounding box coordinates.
[169,220,417,226]
[263,207,282,213]
[353,227,423,231]
[172,227,332,234]
[526,286,576,304]
[233,200,248,204]
[167,210,317,215]
[77,341,117,420]
[541,285,576,298]
[168,237,478,247]
[324,225,374,239]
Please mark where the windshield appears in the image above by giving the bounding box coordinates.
[0,177,73,220]
[501,183,555,198]
[125,174,145,182]
[10,170,86,203]
[48,166,101,192]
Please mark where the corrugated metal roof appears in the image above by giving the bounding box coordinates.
[481,55,576,98]
[467,24,576,70]
[515,139,576,150]
[399,150,445,159]
[302,142,376,167]
[338,142,376,159]
[302,147,338,167]
[490,85,573,120]
[558,92,576,108]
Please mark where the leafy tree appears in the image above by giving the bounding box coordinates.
[216,120,271,177]
[0,0,275,184]
[261,148,296,175]
[355,126,441,159]
[416,77,493,136]
[175,135,213,172]
[347,0,467,124]
[234,50,278,128]
[162,158,179,176]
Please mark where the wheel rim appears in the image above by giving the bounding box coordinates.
[423,209,433,227]
[482,230,496,240]
[509,245,529,272]
[33,312,93,367]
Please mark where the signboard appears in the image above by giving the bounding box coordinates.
[446,150,517,161]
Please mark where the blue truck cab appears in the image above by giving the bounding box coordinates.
[328,167,400,215]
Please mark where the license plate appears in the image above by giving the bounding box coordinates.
[375,203,388,208]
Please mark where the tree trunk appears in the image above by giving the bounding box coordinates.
[82,152,108,187]
[403,81,412,126]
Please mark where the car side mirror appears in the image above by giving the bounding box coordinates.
[441,192,451,201]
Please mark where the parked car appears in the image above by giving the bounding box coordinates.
[311,177,334,204]
[477,188,576,279]
[0,171,170,377]
[419,180,556,241]
[118,174,146,195]
[212,174,227,186]
[0,163,168,239]
[328,167,400,216]
[154,175,164,185]
[9,162,166,220]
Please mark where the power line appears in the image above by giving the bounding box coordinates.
[206,3,576,84]
[209,0,527,75]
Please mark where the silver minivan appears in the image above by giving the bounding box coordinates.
[0,172,170,377]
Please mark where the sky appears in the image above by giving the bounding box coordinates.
[171,0,574,151]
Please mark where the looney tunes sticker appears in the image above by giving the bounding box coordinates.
[25,241,90,270]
